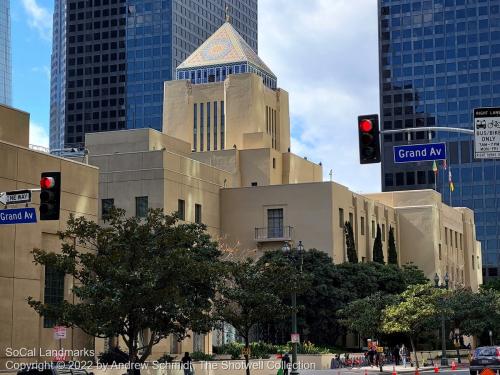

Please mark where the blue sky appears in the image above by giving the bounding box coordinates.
[12,0,382,192]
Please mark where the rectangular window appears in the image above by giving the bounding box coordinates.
[439,244,442,261]
[178,199,185,220]
[43,266,65,328]
[267,208,283,238]
[102,198,114,218]
[200,103,204,151]
[382,224,386,241]
[372,220,375,238]
[361,217,365,235]
[195,204,202,224]
[135,196,148,218]
[472,255,475,269]
[445,228,448,245]
[455,232,458,248]
[339,208,344,228]
[273,158,276,169]
[193,104,197,151]
[213,101,218,150]
[460,234,463,250]
[207,102,211,151]
[349,212,354,225]
[220,101,225,149]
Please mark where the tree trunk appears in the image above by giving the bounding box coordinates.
[244,334,251,375]
[410,336,419,369]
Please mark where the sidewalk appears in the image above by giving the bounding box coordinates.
[346,364,467,374]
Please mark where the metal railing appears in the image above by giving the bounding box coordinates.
[254,226,294,241]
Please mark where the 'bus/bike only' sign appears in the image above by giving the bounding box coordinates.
[474,107,500,159]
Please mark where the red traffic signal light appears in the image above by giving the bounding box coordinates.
[358,115,381,164]
[359,119,373,133]
[39,172,61,220]
[40,177,56,189]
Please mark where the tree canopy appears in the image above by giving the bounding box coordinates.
[344,221,358,264]
[28,209,223,363]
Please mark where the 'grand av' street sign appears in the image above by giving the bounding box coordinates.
[393,143,447,163]
[0,208,37,225]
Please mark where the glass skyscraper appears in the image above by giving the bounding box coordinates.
[49,0,258,150]
[378,0,500,280]
[0,0,11,106]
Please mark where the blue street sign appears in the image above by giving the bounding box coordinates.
[0,208,37,225]
[394,143,447,163]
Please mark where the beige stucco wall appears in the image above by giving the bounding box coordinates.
[163,73,290,154]
[0,134,99,368]
[366,190,482,290]
[0,105,29,148]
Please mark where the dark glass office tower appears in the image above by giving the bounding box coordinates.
[378,0,500,280]
[0,0,11,106]
[50,0,258,149]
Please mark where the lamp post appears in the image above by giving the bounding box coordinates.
[282,241,304,375]
[454,328,461,364]
[489,330,493,346]
[434,273,449,366]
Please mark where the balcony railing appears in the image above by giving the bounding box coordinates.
[254,226,294,242]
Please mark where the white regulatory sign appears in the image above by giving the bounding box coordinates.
[474,107,500,159]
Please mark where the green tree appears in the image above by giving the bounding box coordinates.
[373,225,384,264]
[344,221,358,263]
[481,278,500,292]
[339,292,397,340]
[387,226,398,265]
[444,288,500,340]
[28,209,222,365]
[215,257,300,375]
[382,284,445,368]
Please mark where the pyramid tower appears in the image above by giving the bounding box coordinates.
[176,22,277,89]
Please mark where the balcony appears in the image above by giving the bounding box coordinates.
[254,226,294,242]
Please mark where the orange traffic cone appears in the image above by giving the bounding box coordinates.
[434,363,439,373]
[364,369,368,375]
[415,369,420,375]
[392,366,397,375]
[451,361,457,371]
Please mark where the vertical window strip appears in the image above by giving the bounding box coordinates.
[193,103,197,151]
[214,101,218,150]
[274,109,278,149]
[221,100,225,150]
[266,105,269,134]
[207,102,211,151]
[200,103,204,151]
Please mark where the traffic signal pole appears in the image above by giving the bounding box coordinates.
[380,126,474,136]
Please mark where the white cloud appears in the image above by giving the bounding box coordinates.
[31,66,51,80]
[29,121,49,148]
[21,0,52,41]
[259,0,381,193]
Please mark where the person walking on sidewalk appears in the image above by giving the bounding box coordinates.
[181,352,193,375]
[400,344,408,368]
[393,345,401,366]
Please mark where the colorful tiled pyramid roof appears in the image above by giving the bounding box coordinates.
[177,22,276,79]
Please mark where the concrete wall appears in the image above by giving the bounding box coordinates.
[0,137,98,368]
[366,190,481,290]
[0,104,29,148]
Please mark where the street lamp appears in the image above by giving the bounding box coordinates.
[489,330,493,346]
[434,273,449,366]
[282,241,304,375]
[454,328,461,364]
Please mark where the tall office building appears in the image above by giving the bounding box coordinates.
[0,0,11,105]
[49,0,258,151]
[378,0,500,280]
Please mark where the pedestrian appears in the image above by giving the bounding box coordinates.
[393,345,400,366]
[368,347,376,366]
[399,345,407,368]
[281,353,291,375]
[181,352,193,375]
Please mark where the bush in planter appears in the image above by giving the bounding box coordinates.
[191,351,215,361]
[214,342,243,359]
[157,353,175,363]
[250,341,275,359]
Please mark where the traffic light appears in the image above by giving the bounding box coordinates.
[39,172,61,220]
[358,114,381,164]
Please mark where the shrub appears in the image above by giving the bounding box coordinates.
[250,341,274,359]
[191,351,215,361]
[214,342,243,359]
[98,346,129,364]
[157,353,175,363]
